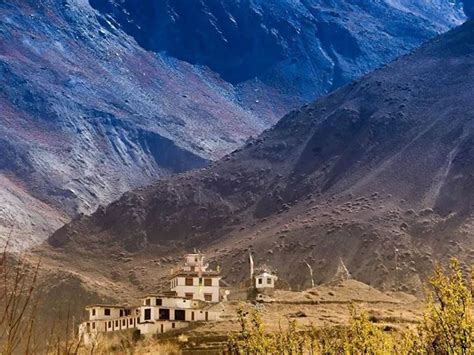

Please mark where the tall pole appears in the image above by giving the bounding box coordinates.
[249,252,254,287]
[395,247,399,289]
[306,262,315,288]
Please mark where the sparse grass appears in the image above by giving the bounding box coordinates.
[227,258,474,354]
[79,334,180,355]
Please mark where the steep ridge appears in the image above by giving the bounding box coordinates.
[0,0,264,249]
[91,0,464,99]
[0,0,464,249]
[45,20,474,296]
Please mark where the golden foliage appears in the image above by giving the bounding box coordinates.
[228,258,474,354]
[418,258,473,354]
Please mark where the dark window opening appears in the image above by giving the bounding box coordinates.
[92,322,95,329]
[175,309,185,321]
[204,293,212,302]
[172,322,175,329]
[119,310,124,317]
[258,278,263,285]
[104,308,111,316]
[156,298,162,306]
[185,278,193,286]
[115,320,119,327]
[108,321,111,328]
[159,308,170,320]
[92,309,96,316]
[185,293,193,299]
[125,309,131,316]
[204,278,212,286]
[267,278,272,284]
[145,298,151,306]
[122,319,126,326]
[144,308,151,321]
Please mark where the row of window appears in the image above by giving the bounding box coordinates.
[145,298,163,306]
[91,308,133,317]
[143,308,208,322]
[184,292,213,301]
[257,277,273,285]
[86,317,139,331]
[183,277,213,286]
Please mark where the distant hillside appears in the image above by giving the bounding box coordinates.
[46,20,474,297]
[0,0,464,248]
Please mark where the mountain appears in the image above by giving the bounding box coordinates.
[0,0,465,249]
[45,20,474,298]
[90,0,464,100]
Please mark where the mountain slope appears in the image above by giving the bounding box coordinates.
[45,20,474,296]
[0,0,465,249]
[91,0,464,99]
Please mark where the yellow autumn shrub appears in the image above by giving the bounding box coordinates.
[227,258,473,355]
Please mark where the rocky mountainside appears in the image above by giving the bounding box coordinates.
[0,0,465,249]
[91,0,464,100]
[45,20,474,297]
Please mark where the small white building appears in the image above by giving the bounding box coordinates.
[255,271,278,290]
[170,253,221,303]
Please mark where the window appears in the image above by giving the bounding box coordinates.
[204,278,212,286]
[124,309,131,316]
[129,319,133,325]
[175,309,185,321]
[104,308,111,316]
[144,308,151,321]
[172,322,175,329]
[258,278,263,285]
[145,298,151,306]
[156,298,162,306]
[198,277,203,286]
[185,278,193,286]
[204,293,213,302]
[122,319,126,326]
[108,321,112,328]
[92,322,95,329]
[119,310,124,317]
[115,320,118,327]
[267,278,272,285]
[92,309,96,316]
[185,293,193,299]
[159,308,170,320]
[191,312,195,321]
